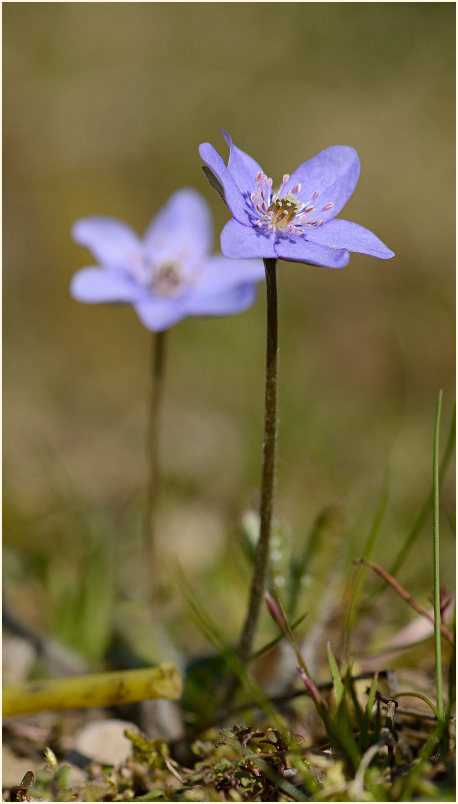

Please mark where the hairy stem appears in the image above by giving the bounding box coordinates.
[239,258,278,657]
[146,329,167,606]
[221,258,278,705]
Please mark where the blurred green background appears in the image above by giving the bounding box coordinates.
[3,4,455,661]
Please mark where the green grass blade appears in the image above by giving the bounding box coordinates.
[389,404,455,579]
[326,641,344,706]
[334,696,362,772]
[394,691,439,719]
[433,390,444,720]
[347,672,371,749]
[366,672,378,719]
[398,719,447,801]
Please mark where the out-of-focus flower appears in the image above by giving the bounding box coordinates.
[70,188,265,331]
[199,131,394,267]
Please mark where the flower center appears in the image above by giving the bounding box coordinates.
[267,193,300,231]
[152,263,183,296]
[250,172,333,235]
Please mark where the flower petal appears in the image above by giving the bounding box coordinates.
[221,218,277,259]
[143,188,212,266]
[133,298,188,331]
[72,217,142,268]
[222,130,264,195]
[70,268,144,303]
[275,234,350,268]
[185,284,258,317]
[304,219,395,259]
[286,146,360,223]
[194,255,265,297]
[199,142,251,224]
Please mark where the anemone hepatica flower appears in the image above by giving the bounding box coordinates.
[199,131,394,268]
[70,188,265,331]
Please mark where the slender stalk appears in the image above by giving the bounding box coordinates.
[433,389,444,720]
[146,329,167,606]
[221,258,278,706]
[239,258,278,656]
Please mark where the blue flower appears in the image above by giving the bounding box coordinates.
[70,188,265,331]
[199,131,394,267]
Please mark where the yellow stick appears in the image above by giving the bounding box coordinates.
[3,662,182,718]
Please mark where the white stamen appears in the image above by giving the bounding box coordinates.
[250,169,311,236]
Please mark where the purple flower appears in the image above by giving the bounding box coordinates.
[70,188,266,331]
[199,131,394,268]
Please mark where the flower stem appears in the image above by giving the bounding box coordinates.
[240,257,278,657]
[222,258,278,705]
[433,389,444,720]
[146,329,167,607]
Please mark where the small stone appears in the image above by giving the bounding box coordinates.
[74,718,138,766]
